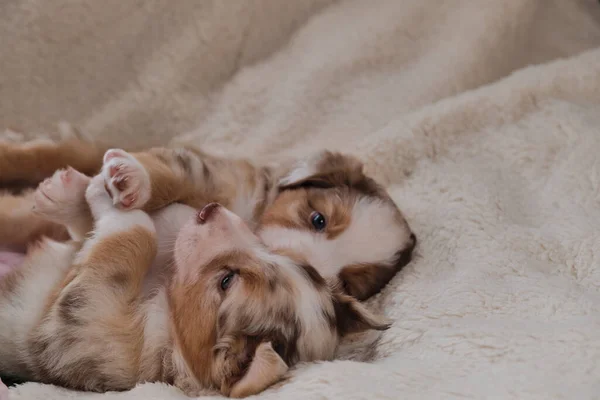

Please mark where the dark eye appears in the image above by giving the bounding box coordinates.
[220,272,235,291]
[310,211,327,231]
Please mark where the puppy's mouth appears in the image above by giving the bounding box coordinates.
[196,202,221,225]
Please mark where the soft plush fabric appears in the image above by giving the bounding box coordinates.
[2,1,600,399]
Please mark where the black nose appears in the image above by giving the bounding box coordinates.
[196,203,221,224]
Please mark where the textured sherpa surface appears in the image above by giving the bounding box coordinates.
[2,1,600,399]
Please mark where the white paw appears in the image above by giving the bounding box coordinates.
[85,174,114,214]
[33,167,89,219]
[102,149,151,209]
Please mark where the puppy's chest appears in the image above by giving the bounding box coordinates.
[138,289,174,381]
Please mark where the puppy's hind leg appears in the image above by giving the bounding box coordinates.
[33,167,93,241]
[0,190,68,250]
[29,176,157,391]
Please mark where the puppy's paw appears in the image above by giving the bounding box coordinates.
[102,149,151,209]
[34,167,90,221]
[85,174,114,217]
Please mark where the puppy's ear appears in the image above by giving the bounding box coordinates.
[278,151,366,191]
[227,342,289,398]
[332,291,392,336]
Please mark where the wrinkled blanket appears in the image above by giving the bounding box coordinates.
[2,0,600,399]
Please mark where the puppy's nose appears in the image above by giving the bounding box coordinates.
[196,203,221,224]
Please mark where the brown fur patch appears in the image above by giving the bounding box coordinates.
[332,293,391,336]
[0,190,69,250]
[261,187,353,240]
[78,226,157,294]
[0,138,106,187]
[299,264,326,288]
[169,248,308,393]
[278,151,384,197]
[58,286,88,326]
[338,233,417,300]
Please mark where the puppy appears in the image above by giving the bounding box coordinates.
[0,136,417,301]
[0,167,389,397]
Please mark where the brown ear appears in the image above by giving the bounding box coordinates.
[227,342,289,398]
[278,151,366,190]
[333,292,392,336]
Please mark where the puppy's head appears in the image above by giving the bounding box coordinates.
[259,151,416,301]
[169,203,389,397]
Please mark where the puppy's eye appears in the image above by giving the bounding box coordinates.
[220,272,236,291]
[310,211,327,231]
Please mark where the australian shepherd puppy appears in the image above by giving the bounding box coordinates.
[0,132,417,301]
[0,166,389,397]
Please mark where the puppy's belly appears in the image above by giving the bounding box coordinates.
[0,251,25,280]
[0,240,78,376]
[142,204,197,294]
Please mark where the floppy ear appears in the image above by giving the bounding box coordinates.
[227,342,289,398]
[278,151,365,190]
[333,292,392,336]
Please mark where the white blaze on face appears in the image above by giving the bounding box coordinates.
[259,198,412,277]
[256,251,337,361]
[174,206,259,281]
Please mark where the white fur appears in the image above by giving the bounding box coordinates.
[102,149,152,210]
[76,175,155,263]
[263,250,337,360]
[0,241,78,374]
[7,1,600,398]
[278,161,315,187]
[230,180,263,228]
[259,198,412,276]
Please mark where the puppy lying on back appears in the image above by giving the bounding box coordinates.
[0,135,417,301]
[0,166,389,397]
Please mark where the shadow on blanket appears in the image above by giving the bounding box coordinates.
[0,375,26,387]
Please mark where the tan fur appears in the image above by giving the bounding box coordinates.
[228,342,288,398]
[0,138,416,300]
[0,169,390,396]
[260,187,353,240]
[116,145,416,300]
[0,190,68,250]
[0,138,105,187]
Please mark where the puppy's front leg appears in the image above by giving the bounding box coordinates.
[101,147,269,220]
[0,135,104,187]
[100,148,192,212]
[29,175,157,391]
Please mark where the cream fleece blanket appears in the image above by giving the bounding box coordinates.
[3,0,600,399]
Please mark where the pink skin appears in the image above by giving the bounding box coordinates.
[174,203,259,281]
[0,167,89,282]
[0,377,8,400]
[0,251,25,280]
